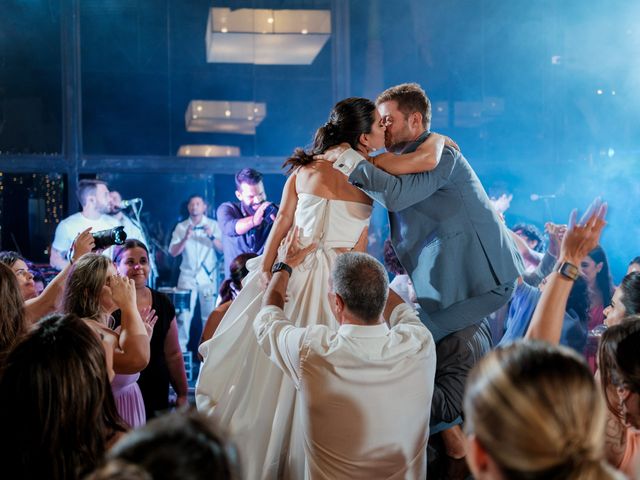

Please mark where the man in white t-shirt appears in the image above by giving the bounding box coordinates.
[255,230,436,479]
[169,195,223,351]
[50,179,119,270]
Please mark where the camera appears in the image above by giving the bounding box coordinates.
[263,203,279,223]
[92,226,127,250]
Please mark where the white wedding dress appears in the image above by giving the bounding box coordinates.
[196,193,372,480]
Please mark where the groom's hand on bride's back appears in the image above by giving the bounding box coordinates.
[313,142,351,163]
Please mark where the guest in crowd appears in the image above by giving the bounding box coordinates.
[0,313,126,480]
[598,319,640,478]
[0,263,28,366]
[88,410,238,480]
[199,252,257,348]
[464,341,623,480]
[50,179,119,269]
[31,269,46,296]
[604,272,640,327]
[583,245,615,335]
[217,168,275,277]
[510,222,545,272]
[114,239,188,418]
[62,253,151,428]
[1,228,94,322]
[169,194,223,352]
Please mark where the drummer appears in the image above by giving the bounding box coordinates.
[169,194,223,352]
[113,239,189,417]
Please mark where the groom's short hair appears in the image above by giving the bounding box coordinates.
[332,252,389,323]
[376,83,431,129]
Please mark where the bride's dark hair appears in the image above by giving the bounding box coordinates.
[283,97,376,173]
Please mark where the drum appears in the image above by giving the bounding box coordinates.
[158,287,192,313]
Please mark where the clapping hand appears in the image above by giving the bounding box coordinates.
[545,222,567,257]
[140,305,158,337]
[560,198,607,265]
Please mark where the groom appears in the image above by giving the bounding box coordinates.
[324,83,524,343]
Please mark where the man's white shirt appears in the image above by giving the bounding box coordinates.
[169,216,222,289]
[254,302,436,480]
[332,149,366,177]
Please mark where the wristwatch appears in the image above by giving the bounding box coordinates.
[556,261,579,281]
[271,262,293,276]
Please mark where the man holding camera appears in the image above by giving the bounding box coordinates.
[50,179,119,270]
[217,168,276,277]
[169,194,223,352]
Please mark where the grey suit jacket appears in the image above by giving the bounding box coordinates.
[349,146,524,315]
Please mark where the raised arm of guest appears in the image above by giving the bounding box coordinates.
[520,222,565,287]
[526,202,607,343]
[109,275,150,373]
[25,228,94,322]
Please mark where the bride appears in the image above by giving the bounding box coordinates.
[196,97,449,479]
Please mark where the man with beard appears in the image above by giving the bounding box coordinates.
[326,83,523,342]
[217,168,276,277]
[50,179,119,269]
[107,190,145,242]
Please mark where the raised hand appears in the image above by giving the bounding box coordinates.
[561,198,607,265]
[109,275,137,310]
[71,227,95,261]
[545,222,567,257]
[140,305,158,337]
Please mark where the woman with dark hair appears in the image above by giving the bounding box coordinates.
[598,319,640,478]
[114,239,188,419]
[583,246,615,331]
[0,263,28,366]
[199,252,257,348]
[88,410,238,480]
[580,246,614,369]
[63,253,151,428]
[198,97,453,479]
[0,313,126,480]
[603,271,640,327]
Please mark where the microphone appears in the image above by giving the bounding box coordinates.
[120,198,142,208]
[530,193,557,201]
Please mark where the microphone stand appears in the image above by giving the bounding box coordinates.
[127,200,159,289]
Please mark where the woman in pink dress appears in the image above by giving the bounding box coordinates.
[63,253,154,428]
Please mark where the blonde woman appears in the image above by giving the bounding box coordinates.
[63,253,152,427]
[465,341,624,480]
